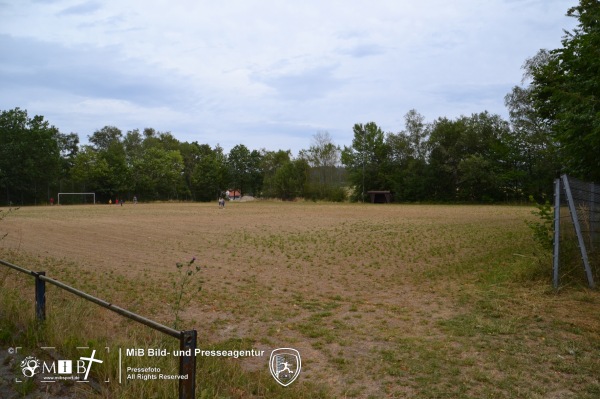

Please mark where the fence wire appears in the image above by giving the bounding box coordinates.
[556,175,600,287]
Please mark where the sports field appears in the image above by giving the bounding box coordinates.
[1,202,599,398]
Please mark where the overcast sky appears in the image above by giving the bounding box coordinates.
[0,0,577,154]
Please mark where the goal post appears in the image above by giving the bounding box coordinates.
[57,192,96,205]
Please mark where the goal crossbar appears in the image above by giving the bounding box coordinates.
[58,192,96,205]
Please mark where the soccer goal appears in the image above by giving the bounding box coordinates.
[57,192,96,205]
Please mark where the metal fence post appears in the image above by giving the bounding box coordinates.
[179,329,197,399]
[553,178,561,289]
[591,182,597,251]
[35,271,46,321]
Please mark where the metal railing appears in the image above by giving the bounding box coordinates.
[0,258,197,399]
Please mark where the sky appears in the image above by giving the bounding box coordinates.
[0,0,578,154]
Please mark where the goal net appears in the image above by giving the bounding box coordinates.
[57,192,96,205]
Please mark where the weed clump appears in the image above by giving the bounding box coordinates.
[525,196,553,251]
[171,257,202,330]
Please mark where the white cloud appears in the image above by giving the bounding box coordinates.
[0,0,579,153]
[57,1,102,16]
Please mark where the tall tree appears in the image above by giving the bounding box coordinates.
[458,112,511,201]
[123,129,144,166]
[271,158,309,200]
[427,112,512,201]
[190,144,229,201]
[386,110,431,201]
[56,132,80,193]
[247,149,264,196]
[133,147,184,200]
[261,150,292,198]
[227,144,252,196]
[71,146,111,195]
[504,84,559,198]
[89,126,122,151]
[529,0,600,180]
[299,131,343,199]
[427,117,466,200]
[87,126,127,199]
[0,108,63,204]
[404,109,428,161]
[341,122,391,201]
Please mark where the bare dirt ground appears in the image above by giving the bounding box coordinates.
[1,202,598,398]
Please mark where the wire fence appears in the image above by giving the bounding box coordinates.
[553,175,600,289]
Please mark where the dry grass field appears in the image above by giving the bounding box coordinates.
[1,202,599,398]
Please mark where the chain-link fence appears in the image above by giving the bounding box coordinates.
[553,175,600,289]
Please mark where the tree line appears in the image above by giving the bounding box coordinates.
[1,0,597,205]
[0,104,557,205]
[0,114,346,205]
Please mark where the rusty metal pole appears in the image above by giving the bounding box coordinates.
[179,329,197,399]
[35,271,46,321]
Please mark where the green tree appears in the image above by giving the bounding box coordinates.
[247,149,264,196]
[504,84,559,199]
[299,131,344,200]
[122,129,144,198]
[71,146,112,195]
[458,112,511,201]
[404,109,428,161]
[386,110,431,201]
[427,112,511,201]
[179,141,202,200]
[458,154,498,201]
[341,122,391,201]
[89,125,122,151]
[190,144,229,201]
[427,117,466,200]
[123,129,144,167]
[271,158,309,200]
[227,144,252,196]
[55,132,80,194]
[156,131,181,152]
[529,0,600,180]
[261,150,292,198]
[133,147,184,200]
[87,126,128,199]
[57,132,79,174]
[0,108,63,205]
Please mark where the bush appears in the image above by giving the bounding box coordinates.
[525,195,553,251]
[325,187,347,202]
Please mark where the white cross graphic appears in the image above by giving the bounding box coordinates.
[79,350,103,381]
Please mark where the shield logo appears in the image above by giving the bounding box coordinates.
[269,348,301,386]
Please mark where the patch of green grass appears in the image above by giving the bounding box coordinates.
[13,377,36,396]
